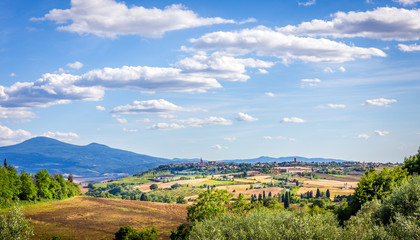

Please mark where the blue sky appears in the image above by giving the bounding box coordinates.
[1,0,419,163]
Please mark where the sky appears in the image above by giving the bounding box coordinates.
[0,0,419,163]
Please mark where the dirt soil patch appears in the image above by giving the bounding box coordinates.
[24,196,187,240]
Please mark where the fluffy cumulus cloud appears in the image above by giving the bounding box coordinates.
[112,99,202,114]
[0,107,36,118]
[0,65,223,108]
[147,123,185,130]
[0,124,32,145]
[67,61,83,69]
[301,78,321,87]
[357,134,370,139]
[190,26,386,63]
[398,43,420,52]
[96,105,106,111]
[236,112,258,122]
[393,0,420,6]
[211,144,228,150]
[278,7,420,41]
[42,131,79,142]
[281,117,306,123]
[364,98,397,107]
[374,130,389,136]
[33,0,235,38]
[177,52,274,82]
[265,92,275,97]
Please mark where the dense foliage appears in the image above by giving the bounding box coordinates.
[0,205,33,240]
[0,160,81,207]
[114,225,158,240]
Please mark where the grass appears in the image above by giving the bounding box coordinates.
[23,196,187,240]
[94,175,151,188]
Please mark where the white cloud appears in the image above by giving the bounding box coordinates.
[123,128,138,133]
[0,107,36,118]
[278,7,420,41]
[323,67,333,73]
[176,116,232,127]
[0,65,222,108]
[298,0,316,6]
[0,124,32,146]
[357,134,370,139]
[96,105,106,111]
[116,118,127,124]
[281,117,306,123]
[327,104,346,108]
[112,99,203,114]
[42,131,79,142]
[9,73,15,77]
[338,66,346,72]
[191,26,386,63]
[33,0,235,38]
[67,61,83,69]
[177,52,274,82]
[236,112,258,122]
[398,43,420,52]
[364,98,397,107]
[258,69,268,74]
[211,144,228,150]
[374,130,389,136]
[263,136,273,140]
[265,92,275,97]
[147,123,185,130]
[224,137,236,142]
[393,0,420,6]
[301,78,321,87]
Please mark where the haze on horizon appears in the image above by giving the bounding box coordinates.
[0,0,419,163]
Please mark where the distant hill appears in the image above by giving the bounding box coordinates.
[0,137,180,181]
[0,137,352,182]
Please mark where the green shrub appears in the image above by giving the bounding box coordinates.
[0,205,33,240]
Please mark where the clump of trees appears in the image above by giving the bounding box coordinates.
[0,159,81,207]
[114,225,158,240]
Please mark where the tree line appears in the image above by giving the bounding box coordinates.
[0,158,81,207]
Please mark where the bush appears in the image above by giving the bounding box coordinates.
[188,209,343,240]
[0,205,33,240]
[114,225,158,240]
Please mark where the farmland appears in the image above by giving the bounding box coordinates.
[23,196,187,240]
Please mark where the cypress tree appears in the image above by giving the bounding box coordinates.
[316,188,321,198]
[326,189,331,199]
[263,190,266,199]
[284,192,289,209]
[258,193,262,201]
[268,191,272,197]
[3,158,7,168]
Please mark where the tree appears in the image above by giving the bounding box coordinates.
[170,224,192,240]
[187,189,232,222]
[171,183,182,189]
[351,166,408,214]
[67,173,74,183]
[114,225,158,240]
[0,205,33,239]
[316,188,321,198]
[403,147,420,175]
[140,193,148,201]
[284,192,290,209]
[176,195,187,204]
[149,184,158,191]
[19,171,36,201]
[35,169,52,199]
[230,194,254,214]
[326,189,331,199]
[3,158,7,168]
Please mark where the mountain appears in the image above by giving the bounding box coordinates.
[0,137,181,181]
[0,137,351,182]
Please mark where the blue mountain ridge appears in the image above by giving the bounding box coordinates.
[0,137,351,181]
